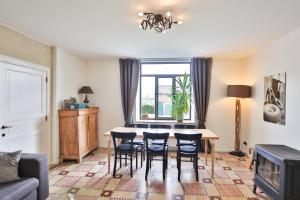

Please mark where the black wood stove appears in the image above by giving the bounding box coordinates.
[253,144,300,200]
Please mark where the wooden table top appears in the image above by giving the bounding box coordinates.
[104,127,219,140]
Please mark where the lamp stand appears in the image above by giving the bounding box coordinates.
[229,98,245,157]
[83,94,89,104]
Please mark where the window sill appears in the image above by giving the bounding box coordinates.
[135,119,194,124]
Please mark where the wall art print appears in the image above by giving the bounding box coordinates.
[263,72,286,125]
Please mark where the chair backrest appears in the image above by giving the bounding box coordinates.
[174,124,195,129]
[174,133,202,152]
[111,131,136,149]
[127,123,149,128]
[143,132,169,150]
[149,124,171,129]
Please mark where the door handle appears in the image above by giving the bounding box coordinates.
[1,125,13,130]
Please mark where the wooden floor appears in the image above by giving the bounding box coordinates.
[49,149,268,200]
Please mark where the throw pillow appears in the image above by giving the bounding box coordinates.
[0,150,22,183]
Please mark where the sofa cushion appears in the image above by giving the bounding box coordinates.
[0,151,22,183]
[0,177,39,200]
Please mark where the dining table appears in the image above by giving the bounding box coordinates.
[103,127,220,178]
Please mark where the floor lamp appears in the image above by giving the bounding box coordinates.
[227,85,251,157]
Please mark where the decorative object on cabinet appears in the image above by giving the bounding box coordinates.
[264,73,286,125]
[62,97,76,109]
[78,86,94,104]
[59,107,99,162]
[227,85,251,157]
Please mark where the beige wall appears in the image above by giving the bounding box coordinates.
[51,47,88,163]
[244,27,300,151]
[87,58,247,150]
[55,47,88,104]
[207,58,249,151]
[0,24,52,67]
[87,58,123,147]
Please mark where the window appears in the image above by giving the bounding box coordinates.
[137,62,192,121]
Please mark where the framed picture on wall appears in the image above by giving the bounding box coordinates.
[263,72,286,125]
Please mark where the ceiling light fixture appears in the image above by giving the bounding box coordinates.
[137,11,182,33]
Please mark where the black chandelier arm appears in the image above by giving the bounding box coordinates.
[139,12,181,33]
[146,13,155,20]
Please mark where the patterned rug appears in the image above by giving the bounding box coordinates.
[49,149,268,200]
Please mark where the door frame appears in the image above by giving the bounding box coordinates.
[0,54,51,159]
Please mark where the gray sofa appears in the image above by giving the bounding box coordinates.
[0,153,49,200]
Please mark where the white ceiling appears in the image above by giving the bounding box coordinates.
[0,0,300,59]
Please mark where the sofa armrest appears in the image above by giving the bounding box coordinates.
[18,153,49,200]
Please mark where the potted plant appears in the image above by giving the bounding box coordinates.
[171,73,191,122]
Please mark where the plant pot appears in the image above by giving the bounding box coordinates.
[176,114,184,122]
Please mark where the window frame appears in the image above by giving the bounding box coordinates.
[139,61,192,121]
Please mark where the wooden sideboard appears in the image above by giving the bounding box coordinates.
[59,107,99,162]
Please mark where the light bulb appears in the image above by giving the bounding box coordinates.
[166,11,171,17]
[137,12,144,17]
[177,20,183,24]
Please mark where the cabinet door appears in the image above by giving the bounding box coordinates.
[88,113,98,149]
[59,116,79,157]
[78,115,89,155]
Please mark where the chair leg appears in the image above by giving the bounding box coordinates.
[195,155,199,181]
[125,154,128,166]
[119,152,122,168]
[178,155,181,182]
[145,155,149,180]
[130,152,133,177]
[253,184,257,194]
[149,155,152,168]
[143,146,146,161]
[163,155,166,180]
[166,150,168,169]
[136,150,138,170]
[140,149,143,168]
[113,152,117,177]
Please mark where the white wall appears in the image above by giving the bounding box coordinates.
[207,58,249,151]
[51,47,88,163]
[87,57,247,151]
[244,27,300,151]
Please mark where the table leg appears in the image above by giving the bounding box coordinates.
[107,136,111,173]
[205,139,208,165]
[211,142,215,179]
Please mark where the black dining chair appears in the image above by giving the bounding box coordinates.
[149,124,171,146]
[174,124,195,129]
[127,123,149,128]
[175,133,202,182]
[125,124,148,167]
[143,132,169,180]
[174,124,196,146]
[149,124,171,129]
[111,131,138,177]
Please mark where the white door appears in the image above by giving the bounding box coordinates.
[0,57,49,154]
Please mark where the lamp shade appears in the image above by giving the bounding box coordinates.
[79,86,93,94]
[227,85,251,98]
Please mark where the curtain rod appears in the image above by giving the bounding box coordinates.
[140,57,191,63]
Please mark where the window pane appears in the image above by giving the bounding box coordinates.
[158,78,172,118]
[141,77,155,119]
[175,76,191,120]
[142,63,190,75]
